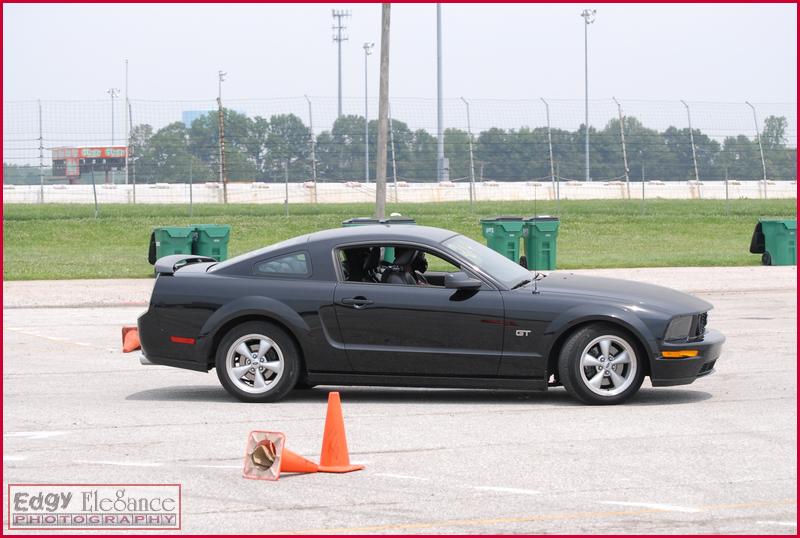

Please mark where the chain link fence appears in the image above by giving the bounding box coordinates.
[3,97,796,208]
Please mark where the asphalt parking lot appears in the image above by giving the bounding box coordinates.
[3,266,797,534]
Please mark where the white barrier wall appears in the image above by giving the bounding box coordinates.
[2,180,796,205]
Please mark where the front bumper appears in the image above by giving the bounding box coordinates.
[650,329,725,387]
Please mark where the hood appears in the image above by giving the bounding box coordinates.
[532,272,712,315]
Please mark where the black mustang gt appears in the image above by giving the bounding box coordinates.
[137,224,724,405]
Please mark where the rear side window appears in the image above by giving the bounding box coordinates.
[254,252,311,277]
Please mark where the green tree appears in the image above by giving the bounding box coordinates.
[762,115,788,149]
[315,115,367,181]
[761,115,796,180]
[135,122,213,183]
[187,109,257,180]
[3,163,41,185]
[264,113,312,181]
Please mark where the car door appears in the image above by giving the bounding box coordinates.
[332,245,505,377]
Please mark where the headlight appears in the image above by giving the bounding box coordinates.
[665,316,693,341]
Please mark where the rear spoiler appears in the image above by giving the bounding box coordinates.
[154,254,217,276]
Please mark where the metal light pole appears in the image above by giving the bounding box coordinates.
[745,101,768,191]
[580,9,596,182]
[389,103,398,201]
[128,101,136,203]
[541,97,558,214]
[332,10,350,118]
[106,88,120,184]
[123,59,129,185]
[107,88,120,145]
[363,42,374,183]
[436,3,447,182]
[304,95,317,187]
[681,99,700,183]
[38,100,44,203]
[460,97,475,206]
[612,97,631,198]
[580,9,595,182]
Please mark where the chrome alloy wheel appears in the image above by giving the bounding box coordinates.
[578,335,637,397]
[225,334,284,394]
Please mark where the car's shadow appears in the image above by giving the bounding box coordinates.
[126,385,711,407]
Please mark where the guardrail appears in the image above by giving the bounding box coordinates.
[2,180,795,204]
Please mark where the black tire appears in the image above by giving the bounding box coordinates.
[762,252,772,266]
[215,321,301,403]
[557,323,645,405]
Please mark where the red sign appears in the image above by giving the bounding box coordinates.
[77,146,127,159]
[52,146,128,159]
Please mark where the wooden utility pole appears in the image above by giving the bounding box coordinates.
[374,4,391,219]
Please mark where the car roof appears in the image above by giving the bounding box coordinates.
[306,224,459,245]
[209,224,460,273]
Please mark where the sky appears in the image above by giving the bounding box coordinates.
[3,3,797,103]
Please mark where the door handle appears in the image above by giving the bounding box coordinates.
[341,296,373,308]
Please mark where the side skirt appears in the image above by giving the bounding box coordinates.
[305,372,548,391]
[142,354,210,373]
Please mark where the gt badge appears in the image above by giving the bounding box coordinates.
[515,330,531,337]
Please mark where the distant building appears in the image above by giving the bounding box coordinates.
[182,110,212,127]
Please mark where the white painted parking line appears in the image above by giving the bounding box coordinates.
[601,501,702,513]
[473,486,541,495]
[375,473,430,481]
[6,328,115,352]
[3,454,27,462]
[756,521,797,528]
[73,460,163,467]
[4,431,70,440]
[190,464,242,469]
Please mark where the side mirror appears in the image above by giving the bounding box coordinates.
[445,272,482,290]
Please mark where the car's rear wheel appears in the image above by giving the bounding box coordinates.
[558,323,645,405]
[215,321,300,402]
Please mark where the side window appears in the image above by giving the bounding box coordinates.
[254,252,310,277]
[423,252,460,274]
[338,245,382,283]
[410,250,461,287]
[337,244,470,287]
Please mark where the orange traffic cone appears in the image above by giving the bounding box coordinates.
[280,448,319,474]
[122,326,141,353]
[318,392,364,473]
[243,431,318,481]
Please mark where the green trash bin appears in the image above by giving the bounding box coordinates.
[522,216,560,271]
[192,224,231,261]
[148,226,195,264]
[342,216,416,262]
[750,218,796,266]
[480,216,524,262]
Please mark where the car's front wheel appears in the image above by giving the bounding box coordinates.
[215,321,300,402]
[558,323,645,405]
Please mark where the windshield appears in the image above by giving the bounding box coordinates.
[442,234,532,289]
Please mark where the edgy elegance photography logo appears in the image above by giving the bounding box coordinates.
[8,484,181,530]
